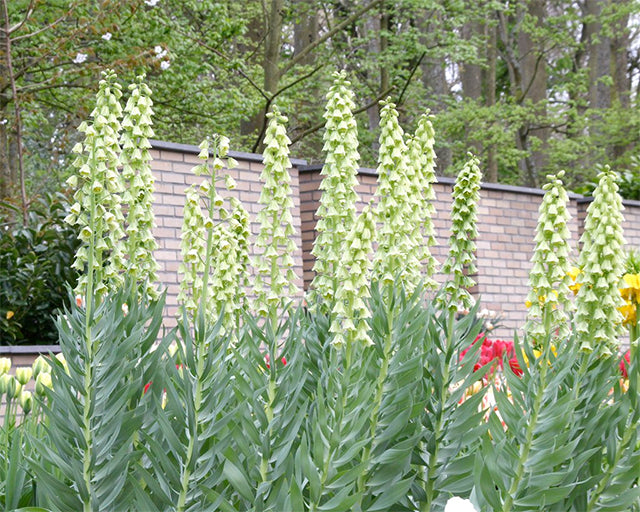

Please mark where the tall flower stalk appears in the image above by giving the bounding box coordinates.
[406,111,439,289]
[253,106,299,321]
[121,75,159,299]
[329,204,375,357]
[65,70,125,301]
[177,136,247,333]
[373,99,422,292]
[310,71,361,310]
[525,171,573,346]
[441,153,482,313]
[575,167,626,356]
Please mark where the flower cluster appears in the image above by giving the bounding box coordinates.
[330,204,376,349]
[618,252,640,336]
[575,167,626,356]
[65,70,126,299]
[253,107,299,317]
[310,71,360,308]
[525,171,573,344]
[373,99,421,291]
[121,76,159,299]
[441,154,482,311]
[406,111,439,288]
[0,355,53,421]
[460,334,522,378]
[65,71,161,304]
[178,136,248,332]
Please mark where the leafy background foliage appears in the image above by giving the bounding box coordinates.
[0,193,79,344]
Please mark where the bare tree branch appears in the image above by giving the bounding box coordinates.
[289,85,395,145]
[281,0,384,75]
[6,0,35,35]
[2,0,27,224]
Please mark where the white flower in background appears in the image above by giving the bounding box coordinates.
[145,0,160,6]
[73,52,88,64]
[0,119,7,125]
[153,45,167,59]
[444,497,478,512]
[101,32,112,41]
[160,60,170,70]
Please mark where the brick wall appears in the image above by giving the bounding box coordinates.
[150,141,304,327]
[150,140,640,338]
[298,165,640,338]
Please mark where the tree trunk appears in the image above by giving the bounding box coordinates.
[587,0,611,111]
[518,0,548,179]
[485,21,498,183]
[293,0,318,66]
[612,7,630,160]
[460,18,484,159]
[0,1,10,199]
[264,0,284,97]
[364,10,382,143]
[418,6,451,172]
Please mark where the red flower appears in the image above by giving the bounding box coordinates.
[144,381,152,394]
[620,350,631,379]
[264,353,287,369]
[460,333,521,378]
[508,357,523,376]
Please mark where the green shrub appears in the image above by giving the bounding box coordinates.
[0,192,80,345]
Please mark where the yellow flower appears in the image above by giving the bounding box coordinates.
[568,266,582,295]
[5,311,14,320]
[15,367,33,386]
[0,357,11,375]
[620,273,640,303]
[619,300,637,326]
[568,267,581,281]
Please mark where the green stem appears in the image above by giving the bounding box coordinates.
[355,296,394,504]
[502,342,549,512]
[422,308,455,512]
[176,353,204,511]
[309,347,351,512]
[585,414,636,512]
[81,141,99,512]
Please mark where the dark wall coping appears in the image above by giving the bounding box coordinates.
[0,345,61,354]
[576,196,640,208]
[299,164,584,199]
[150,139,308,166]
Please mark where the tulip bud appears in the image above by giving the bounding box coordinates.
[32,356,51,378]
[19,390,33,414]
[15,367,33,386]
[0,374,11,394]
[5,377,18,399]
[55,353,69,373]
[0,357,11,375]
[36,372,53,396]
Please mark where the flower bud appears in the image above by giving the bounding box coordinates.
[19,390,33,414]
[36,372,53,396]
[5,377,18,399]
[55,353,69,373]
[32,356,51,378]
[15,367,33,386]
[0,357,11,375]
[0,374,11,394]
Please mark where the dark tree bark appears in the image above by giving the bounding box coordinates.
[485,20,498,182]
[518,0,548,177]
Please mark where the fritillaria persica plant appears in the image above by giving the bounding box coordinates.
[441,153,482,312]
[310,71,361,310]
[575,167,626,356]
[525,171,573,345]
[253,106,299,320]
